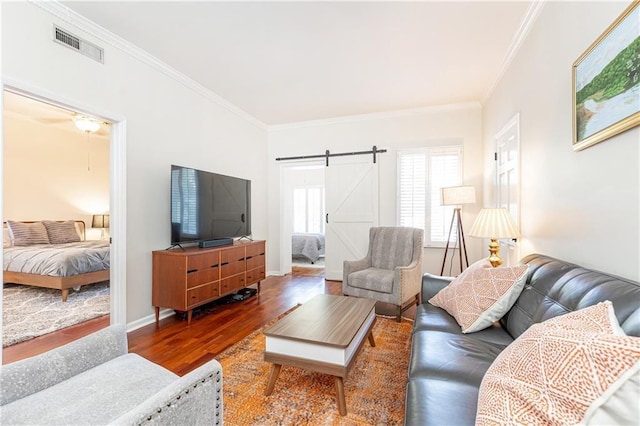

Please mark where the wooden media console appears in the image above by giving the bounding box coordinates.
[152,240,266,325]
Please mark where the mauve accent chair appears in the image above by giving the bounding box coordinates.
[343,226,424,322]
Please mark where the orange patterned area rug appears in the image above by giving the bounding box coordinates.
[218,314,413,425]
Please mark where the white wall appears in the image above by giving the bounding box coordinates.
[483,1,639,280]
[1,2,268,323]
[4,113,109,240]
[268,104,485,276]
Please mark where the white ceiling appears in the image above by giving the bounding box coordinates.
[60,1,534,126]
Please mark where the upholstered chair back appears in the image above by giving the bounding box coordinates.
[369,227,416,270]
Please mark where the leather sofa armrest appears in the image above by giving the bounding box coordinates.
[422,273,454,301]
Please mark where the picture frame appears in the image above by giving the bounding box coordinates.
[572,0,640,151]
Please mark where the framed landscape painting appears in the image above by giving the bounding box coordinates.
[572,0,640,151]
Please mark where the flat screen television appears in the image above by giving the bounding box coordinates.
[170,165,251,245]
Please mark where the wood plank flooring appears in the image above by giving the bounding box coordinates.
[3,267,416,375]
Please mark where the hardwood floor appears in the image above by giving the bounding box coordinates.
[3,267,416,375]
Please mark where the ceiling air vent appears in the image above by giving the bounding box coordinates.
[53,25,104,63]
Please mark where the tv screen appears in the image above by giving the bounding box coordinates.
[170,165,251,245]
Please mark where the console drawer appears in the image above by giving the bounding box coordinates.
[246,267,265,284]
[220,247,245,264]
[246,241,265,257]
[187,252,220,271]
[186,267,219,289]
[221,260,245,278]
[221,274,245,294]
[186,283,220,308]
[246,254,265,270]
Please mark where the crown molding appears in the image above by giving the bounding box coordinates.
[483,0,546,102]
[269,102,482,132]
[30,1,268,131]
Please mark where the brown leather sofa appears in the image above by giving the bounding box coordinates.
[405,254,640,425]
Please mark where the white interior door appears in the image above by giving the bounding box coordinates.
[495,113,520,266]
[324,156,379,280]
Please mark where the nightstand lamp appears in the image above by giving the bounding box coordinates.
[92,214,110,240]
[469,207,520,267]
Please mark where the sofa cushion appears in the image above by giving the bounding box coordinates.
[476,302,640,426]
[405,379,479,426]
[348,267,395,293]
[409,330,507,386]
[1,353,178,425]
[502,254,640,339]
[429,263,528,333]
[413,303,514,346]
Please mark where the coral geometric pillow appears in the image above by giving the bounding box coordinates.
[428,260,528,333]
[476,301,640,426]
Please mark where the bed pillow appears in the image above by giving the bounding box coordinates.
[476,301,640,426]
[6,221,50,246]
[428,260,528,333]
[42,220,82,244]
[3,227,11,247]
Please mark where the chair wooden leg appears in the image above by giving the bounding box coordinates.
[396,305,402,322]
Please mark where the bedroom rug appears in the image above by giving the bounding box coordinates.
[2,281,110,347]
[292,256,325,268]
[218,314,412,425]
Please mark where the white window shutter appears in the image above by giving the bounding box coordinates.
[398,146,462,246]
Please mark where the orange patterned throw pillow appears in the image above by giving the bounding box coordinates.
[476,301,640,426]
[428,260,528,333]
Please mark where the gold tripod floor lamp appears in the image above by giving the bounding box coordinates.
[440,186,476,275]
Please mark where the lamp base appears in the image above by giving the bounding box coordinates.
[487,238,503,267]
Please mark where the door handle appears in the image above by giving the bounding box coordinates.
[326,213,329,223]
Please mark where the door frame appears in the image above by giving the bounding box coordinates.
[494,112,521,266]
[0,79,127,351]
[279,160,325,275]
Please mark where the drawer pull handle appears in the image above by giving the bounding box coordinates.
[211,264,219,268]
[221,262,229,266]
[246,255,253,260]
[187,269,198,274]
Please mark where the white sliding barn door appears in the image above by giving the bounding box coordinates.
[324,156,379,280]
[495,113,521,266]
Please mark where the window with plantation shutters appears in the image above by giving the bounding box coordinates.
[397,146,463,246]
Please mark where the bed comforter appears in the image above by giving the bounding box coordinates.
[3,241,110,276]
[292,233,325,263]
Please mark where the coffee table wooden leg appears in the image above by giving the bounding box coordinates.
[335,376,347,416]
[264,364,282,396]
[368,331,376,347]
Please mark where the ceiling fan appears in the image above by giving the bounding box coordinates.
[3,91,111,137]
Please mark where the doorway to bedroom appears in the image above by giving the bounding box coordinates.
[286,164,326,277]
[2,91,111,349]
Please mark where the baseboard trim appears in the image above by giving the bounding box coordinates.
[126,308,175,333]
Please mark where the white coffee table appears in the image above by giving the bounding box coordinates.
[263,294,377,416]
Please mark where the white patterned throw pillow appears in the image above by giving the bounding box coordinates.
[428,259,528,333]
[476,301,640,426]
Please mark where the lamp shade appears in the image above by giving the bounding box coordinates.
[441,186,476,206]
[469,208,520,239]
[92,214,110,229]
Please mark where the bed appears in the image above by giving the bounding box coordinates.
[3,220,110,302]
[292,233,325,263]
